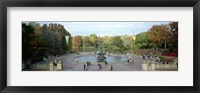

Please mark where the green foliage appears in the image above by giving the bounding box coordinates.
[82,36,91,47]
[102,36,112,49]
[121,35,133,50]
[89,34,98,48]
[135,32,150,49]
[111,36,123,48]
[159,56,164,62]
[102,36,125,53]
[101,35,135,53]
[73,34,98,51]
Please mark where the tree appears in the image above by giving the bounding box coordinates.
[74,36,83,52]
[30,23,45,49]
[45,31,62,55]
[135,32,150,49]
[102,36,112,48]
[121,35,134,50]
[111,36,123,47]
[22,23,35,61]
[147,24,171,49]
[22,22,72,63]
[82,36,91,47]
[48,23,72,52]
[110,36,124,53]
[169,22,178,52]
[89,34,98,48]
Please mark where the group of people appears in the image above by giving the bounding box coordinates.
[83,61,113,71]
[127,58,134,63]
[97,64,102,69]
[162,61,169,64]
[83,61,91,71]
[98,63,113,71]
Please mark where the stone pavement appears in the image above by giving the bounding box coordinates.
[58,53,144,71]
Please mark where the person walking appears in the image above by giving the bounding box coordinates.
[98,64,102,69]
[105,61,108,65]
[110,65,113,71]
[85,63,88,71]
[143,54,145,59]
[83,64,86,71]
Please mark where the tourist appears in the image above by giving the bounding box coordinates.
[110,65,113,71]
[86,62,89,66]
[85,63,88,71]
[128,59,132,63]
[83,64,86,70]
[105,61,108,65]
[87,62,91,66]
[143,54,145,59]
[98,64,102,69]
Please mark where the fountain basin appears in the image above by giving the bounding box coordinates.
[73,55,127,63]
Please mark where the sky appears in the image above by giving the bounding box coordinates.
[25,21,171,36]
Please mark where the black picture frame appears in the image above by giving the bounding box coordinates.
[0,0,199,93]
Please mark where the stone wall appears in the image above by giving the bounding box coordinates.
[142,61,178,71]
[30,62,49,70]
[30,60,63,71]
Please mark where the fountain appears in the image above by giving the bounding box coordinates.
[95,38,106,62]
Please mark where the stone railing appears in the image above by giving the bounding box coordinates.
[142,60,178,71]
[30,62,49,70]
[155,64,177,70]
[30,60,63,71]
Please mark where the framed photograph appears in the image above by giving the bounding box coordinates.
[0,0,199,93]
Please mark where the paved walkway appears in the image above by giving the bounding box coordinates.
[58,53,144,71]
